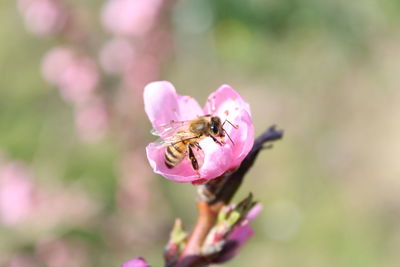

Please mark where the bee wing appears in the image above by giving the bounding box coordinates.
[153,131,200,150]
[150,120,192,139]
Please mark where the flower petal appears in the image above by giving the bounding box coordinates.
[226,110,254,168]
[204,84,254,168]
[246,203,263,221]
[144,81,203,129]
[176,94,204,121]
[204,84,251,120]
[222,224,254,262]
[213,224,254,263]
[198,138,234,179]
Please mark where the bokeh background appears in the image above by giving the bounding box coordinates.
[1,0,400,266]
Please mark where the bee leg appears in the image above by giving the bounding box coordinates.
[193,141,202,151]
[188,144,199,170]
[210,135,224,146]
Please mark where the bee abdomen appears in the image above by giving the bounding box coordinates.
[164,143,185,169]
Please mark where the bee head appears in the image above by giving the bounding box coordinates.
[210,116,224,137]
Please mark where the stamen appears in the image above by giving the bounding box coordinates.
[222,119,239,129]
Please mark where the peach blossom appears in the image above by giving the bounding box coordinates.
[144,81,254,183]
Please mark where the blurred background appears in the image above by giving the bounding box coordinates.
[1,0,400,266]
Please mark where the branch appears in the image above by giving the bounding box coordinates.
[174,126,283,267]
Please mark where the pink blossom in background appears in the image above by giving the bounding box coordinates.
[41,47,74,85]
[116,153,152,215]
[144,81,254,183]
[99,37,135,75]
[31,185,100,229]
[125,54,160,91]
[101,0,162,37]
[7,254,37,267]
[17,0,66,36]
[108,153,170,252]
[58,57,99,104]
[36,240,70,267]
[36,239,90,267]
[121,257,150,267]
[0,163,35,225]
[75,98,108,143]
[41,47,99,105]
[0,163,99,230]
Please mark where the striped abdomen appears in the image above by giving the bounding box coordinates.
[165,142,187,169]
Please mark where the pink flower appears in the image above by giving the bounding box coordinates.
[17,0,66,36]
[144,81,254,183]
[36,239,90,267]
[8,253,37,267]
[99,37,135,75]
[0,163,35,225]
[121,257,149,267]
[101,0,162,37]
[0,160,100,229]
[41,47,99,105]
[41,47,74,85]
[75,98,108,143]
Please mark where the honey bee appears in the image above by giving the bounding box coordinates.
[151,115,237,171]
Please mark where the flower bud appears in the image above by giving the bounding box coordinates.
[202,194,262,262]
[164,218,187,266]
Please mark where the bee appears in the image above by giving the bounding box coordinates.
[151,115,237,171]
